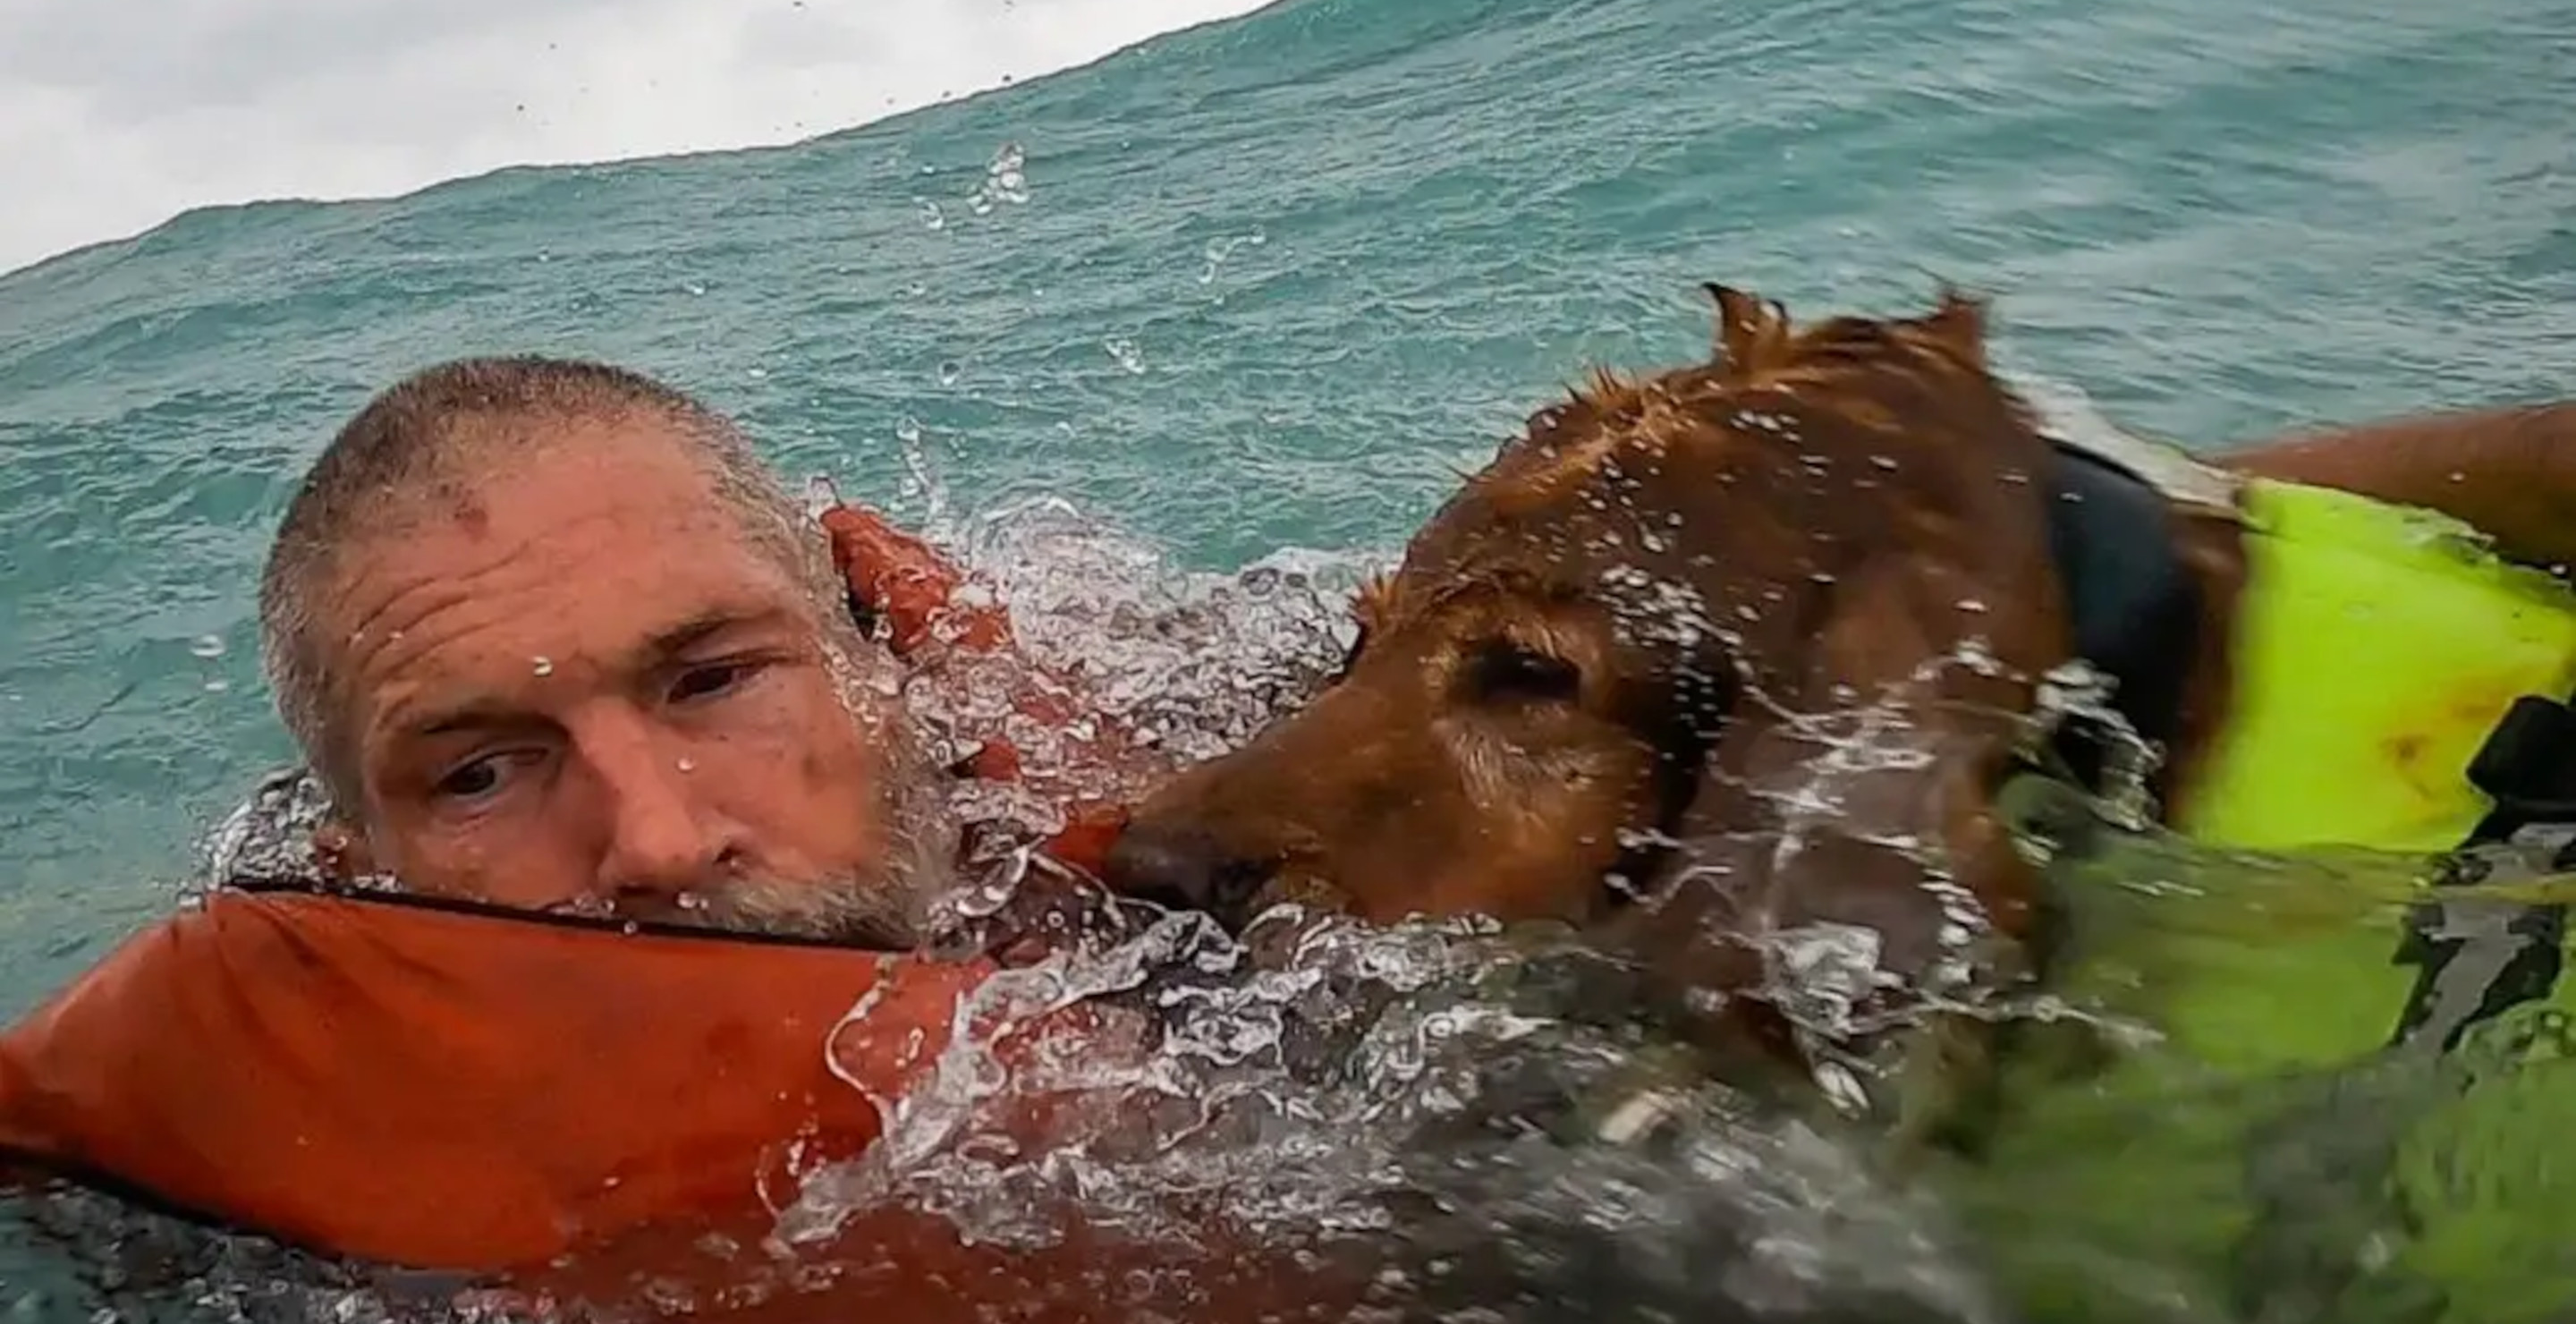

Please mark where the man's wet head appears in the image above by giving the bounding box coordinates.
[258,358,953,943]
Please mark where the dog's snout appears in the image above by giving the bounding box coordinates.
[1102,823,1279,926]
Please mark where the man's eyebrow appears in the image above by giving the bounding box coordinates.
[378,608,797,746]
[408,702,534,741]
[642,607,794,660]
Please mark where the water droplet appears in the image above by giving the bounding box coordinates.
[746,366,768,380]
[204,679,231,693]
[803,473,843,519]
[937,361,962,386]
[189,634,225,659]
[917,199,946,231]
[532,657,555,677]
[682,282,707,297]
[1870,454,1899,471]
[676,758,697,774]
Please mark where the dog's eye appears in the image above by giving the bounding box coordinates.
[1461,640,1583,706]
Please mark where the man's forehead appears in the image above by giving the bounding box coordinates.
[405,415,724,524]
[334,531,814,745]
[324,420,807,659]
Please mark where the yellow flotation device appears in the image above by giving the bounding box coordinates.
[1965,473,2576,1324]
[2174,477,2576,854]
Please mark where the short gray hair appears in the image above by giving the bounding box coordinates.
[258,356,844,805]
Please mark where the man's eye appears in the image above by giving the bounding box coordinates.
[670,660,758,704]
[434,754,513,803]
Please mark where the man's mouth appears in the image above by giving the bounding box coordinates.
[554,877,923,948]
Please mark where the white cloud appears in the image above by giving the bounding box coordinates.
[0,0,1275,275]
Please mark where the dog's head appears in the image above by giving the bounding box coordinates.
[1108,286,2073,957]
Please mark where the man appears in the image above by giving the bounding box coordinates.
[252,355,958,941]
[0,358,1217,1321]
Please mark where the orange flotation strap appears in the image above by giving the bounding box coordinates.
[821,503,1154,874]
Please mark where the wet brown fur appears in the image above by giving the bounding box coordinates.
[1105,281,2576,1137]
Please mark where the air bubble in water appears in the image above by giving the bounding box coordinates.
[1102,337,1147,375]
[1198,230,1267,284]
[969,142,1031,216]
[990,143,1030,201]
[190,634,225,659]
[938,361,963,386]
[918,199,946,231]
[532,657,555,677]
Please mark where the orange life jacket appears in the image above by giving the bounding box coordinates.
[0,887,1357,1320]
[0,506,1343,1320]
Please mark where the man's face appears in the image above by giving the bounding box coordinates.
[314,419,938,941]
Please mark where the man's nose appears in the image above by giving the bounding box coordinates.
[580,717,739,904]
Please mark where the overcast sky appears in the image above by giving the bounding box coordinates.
[0,0,1275,275]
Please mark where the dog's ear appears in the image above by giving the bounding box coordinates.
[1918,284,1993,363]
[1704,284,1792,376]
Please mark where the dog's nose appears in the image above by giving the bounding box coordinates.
[1102,823,1279,926]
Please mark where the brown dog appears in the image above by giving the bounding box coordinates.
[1100,283,2576,1113]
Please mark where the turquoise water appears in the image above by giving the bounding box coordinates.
[4,0,2575,1314]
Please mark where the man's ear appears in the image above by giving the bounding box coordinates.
[311,819,377,883]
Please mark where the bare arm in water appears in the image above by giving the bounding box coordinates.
[2216,402,2576,572]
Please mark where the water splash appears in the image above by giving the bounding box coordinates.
[1100,336,1148,376]
[775,899,2004,1324]
[1199,229,1268,285]
[967,142,1032,216]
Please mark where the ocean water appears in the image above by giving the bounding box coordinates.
[2,0,2573,1316]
